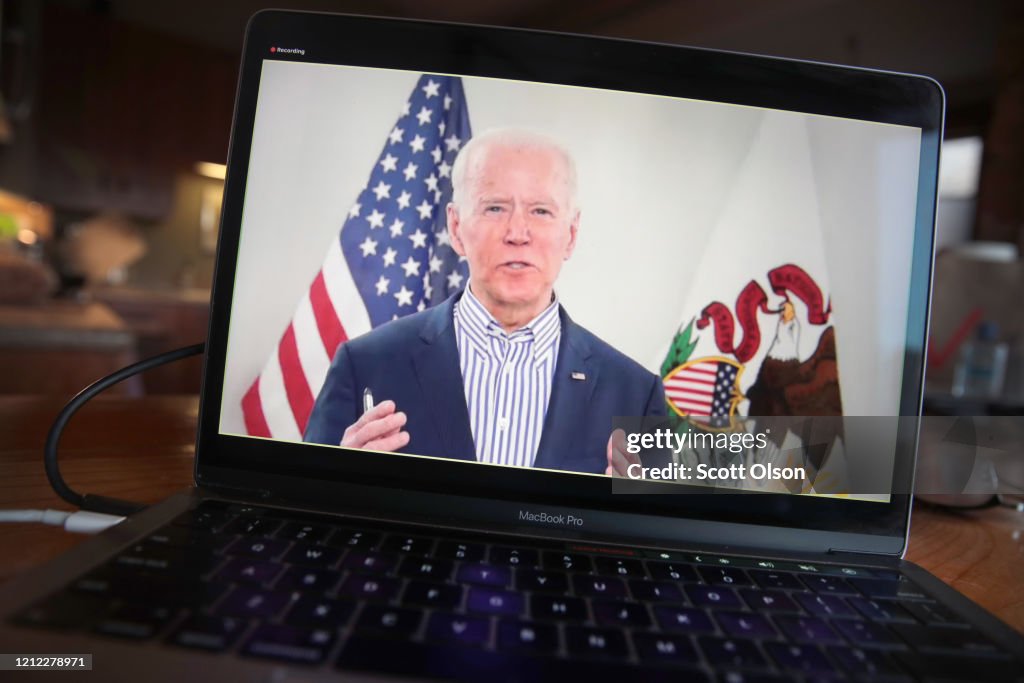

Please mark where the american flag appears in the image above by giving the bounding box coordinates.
[664,359,739,428]
[242,74,472,439]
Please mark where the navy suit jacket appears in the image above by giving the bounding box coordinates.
[304,293,667,474]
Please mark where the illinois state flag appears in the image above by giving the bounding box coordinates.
[659,110,848,492]
[242,75,472,440]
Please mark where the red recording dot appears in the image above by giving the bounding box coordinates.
[270,46,276,53]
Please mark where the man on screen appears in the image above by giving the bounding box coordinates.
[304,128,665,475]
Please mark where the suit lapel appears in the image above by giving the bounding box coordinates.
[533,311,597,471]
[411,296,476,460]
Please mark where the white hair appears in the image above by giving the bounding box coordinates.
[450,128,578,213]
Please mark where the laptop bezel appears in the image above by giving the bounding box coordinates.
[194,10,942,557]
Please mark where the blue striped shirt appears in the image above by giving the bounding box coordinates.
[452,285,561,468]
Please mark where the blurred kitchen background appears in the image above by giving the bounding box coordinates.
[0,0,1021,412]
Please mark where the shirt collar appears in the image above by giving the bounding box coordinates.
[456,282,561,360]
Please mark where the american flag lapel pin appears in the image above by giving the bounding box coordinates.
[571,371,586,381]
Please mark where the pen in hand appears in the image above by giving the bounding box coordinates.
[341,388,408,451]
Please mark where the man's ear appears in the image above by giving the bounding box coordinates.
[446,203,466,257]
[564,209,580,261]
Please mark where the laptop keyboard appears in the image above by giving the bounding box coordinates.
[10,502,1022,682]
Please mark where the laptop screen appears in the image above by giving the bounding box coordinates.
[199,12,941,547]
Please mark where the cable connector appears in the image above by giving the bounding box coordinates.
[0,509,125,534]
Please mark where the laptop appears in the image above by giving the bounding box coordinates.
[2,9,1022,681]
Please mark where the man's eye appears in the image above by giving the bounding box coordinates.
[484,206,504,213]
[533,208,553,216]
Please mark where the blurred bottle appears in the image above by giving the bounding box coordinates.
[952,321,1008,399]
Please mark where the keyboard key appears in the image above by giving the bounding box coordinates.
[467,588,524,616]
[342,551,396,575]
[337,575,400,602]
[225,537,290,560]
[457,563,510,587]
[216,587,291,619]
[14,592,108,630]
[355,605,423,637]
[832,619,902,647]
[530,595,587,621]
[794,592,856,618]
[646,561,699,583]
[829,647,903,677]
[716,672,787,683]
[225,504,273,516]
[328,528,381,550]
[764,643,835,675]
[171,509,231,531]
[147,527,233,550]
[740,589,799,613]
[222,516,282,536]
[543,552,593,572]
[629,579,684,602]
[337,635,691,682]
[573,575,627,598]
[498,619,559,654]
[565,626,628,658]
[517,569,569,594]
[380,534,433,555]
[283,543,343,568]
[285,595,354,628]
[72,570,227,609]
[715,612,777,639]
[699,566,753,587]
[632,632,700,666]
[169,615,246,651]
[436,540,485,561]
[115,543,224,577]
[748,569,802,590]
[274,566,340,593]
[242,623,335,664]
[849,576,929,600]
[654,606,715,634]
[594,558,644,577]
[403,581,463,609]
[889,623,1007,658]
[426,613,490,646]
[847,597,915,623]
[592,600,651,627]
[217,558,283,585]
[773,615,842,644]
[685,584,741,609]
[398,556,453,581]
[698,636,766,668]
[275,521,333,543]
[901,599,970,628]
[800,574,856,595]
[94,604,175,639]
[490,547,539,568]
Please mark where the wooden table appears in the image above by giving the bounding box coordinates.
[1,395,1022,634]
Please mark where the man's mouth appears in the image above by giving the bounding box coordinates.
[501,261,533,270]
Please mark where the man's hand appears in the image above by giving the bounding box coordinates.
[340,400,410,451]
[605,428,639,477]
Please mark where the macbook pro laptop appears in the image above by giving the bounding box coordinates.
[2,10,1023,682]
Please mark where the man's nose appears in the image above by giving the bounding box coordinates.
[504,208,530,244]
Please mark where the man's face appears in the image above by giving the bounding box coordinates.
[447,143,579,318]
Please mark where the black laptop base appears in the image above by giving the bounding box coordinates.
[9,497,1024,682]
